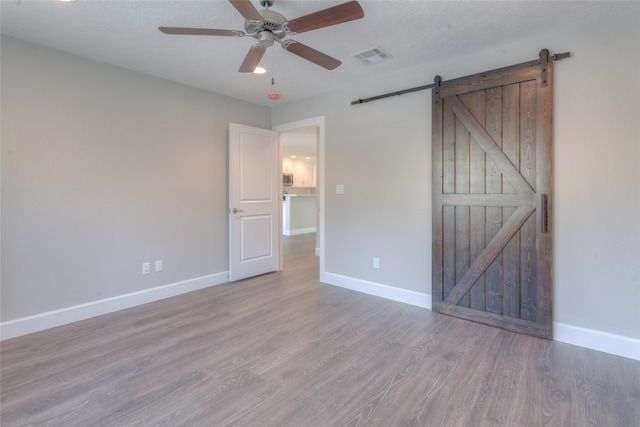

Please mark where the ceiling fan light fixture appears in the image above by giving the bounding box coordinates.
[253,66,267,74]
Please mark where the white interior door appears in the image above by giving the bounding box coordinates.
[229,123,280,281]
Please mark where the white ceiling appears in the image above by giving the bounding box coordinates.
[282,126,317,160]
[1,1,636,107]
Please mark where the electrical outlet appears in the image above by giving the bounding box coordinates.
[155,260,163,272]
[142,262,150,274]
[373,257,380,269]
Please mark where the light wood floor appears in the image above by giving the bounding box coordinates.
[2,233,639,426]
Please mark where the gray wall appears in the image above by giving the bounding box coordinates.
[1,36,270,321]
[272,15,640,341]
[2,10,639,350]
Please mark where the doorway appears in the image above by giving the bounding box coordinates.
[273,116,325,274]
[281,127,317,236]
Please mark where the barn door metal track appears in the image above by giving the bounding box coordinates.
[350,49,570,106]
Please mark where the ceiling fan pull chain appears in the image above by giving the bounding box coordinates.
[272,41,277,84]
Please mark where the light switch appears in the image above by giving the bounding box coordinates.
[336,184,345,195]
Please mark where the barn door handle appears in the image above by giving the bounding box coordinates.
[230,208,244,213]
[540,194,548,233]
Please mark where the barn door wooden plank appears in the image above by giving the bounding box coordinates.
[519,79,538,321]
[502,83,521,319]
[432,63,553,339]
[455,97,471,308]
[432,86,445,306]
[485,87,504,315]
[442,103,457,302]
[466,91,488,311]
[534,64,553,334]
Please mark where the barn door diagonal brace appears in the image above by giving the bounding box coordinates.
[351,49,570,105]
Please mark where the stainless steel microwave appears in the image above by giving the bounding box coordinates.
[283,173,293,186]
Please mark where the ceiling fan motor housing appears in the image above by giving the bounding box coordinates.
[245,9,288,40]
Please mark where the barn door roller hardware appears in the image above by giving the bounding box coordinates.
[351,49,570,105]
[538,48,570,87]
[433,75,442,105]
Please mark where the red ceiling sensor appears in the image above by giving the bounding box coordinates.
[268,92,280,101]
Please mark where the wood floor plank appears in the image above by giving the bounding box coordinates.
[2,232,639,426]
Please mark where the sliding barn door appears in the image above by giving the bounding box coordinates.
[432,65,553,339]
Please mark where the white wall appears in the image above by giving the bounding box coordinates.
[272,14,640,358]
[1,37,270,331]
[285,196,316,234]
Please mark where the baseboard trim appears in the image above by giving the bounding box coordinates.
[283,227,316,236]
[321,272,639,361]
[321,272,431,309]
[4,271,637,360]
[0,272,229,341]
[554,322,640,361]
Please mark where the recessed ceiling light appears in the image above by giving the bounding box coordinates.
[253,67,267,74]
[290,155,296,158]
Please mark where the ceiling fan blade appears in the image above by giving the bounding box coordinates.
[159,27,244,37]
[286,1,364,34]
[283,41,341,70]
[229,0,263,22]
[239,45,267,73]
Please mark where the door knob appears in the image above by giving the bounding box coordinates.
[230,208,244,213]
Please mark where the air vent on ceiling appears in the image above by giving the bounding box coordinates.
[351,47,391,65]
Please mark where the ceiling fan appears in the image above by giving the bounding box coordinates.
[159,0,364,73]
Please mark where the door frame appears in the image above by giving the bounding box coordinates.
[272,116,325,274]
